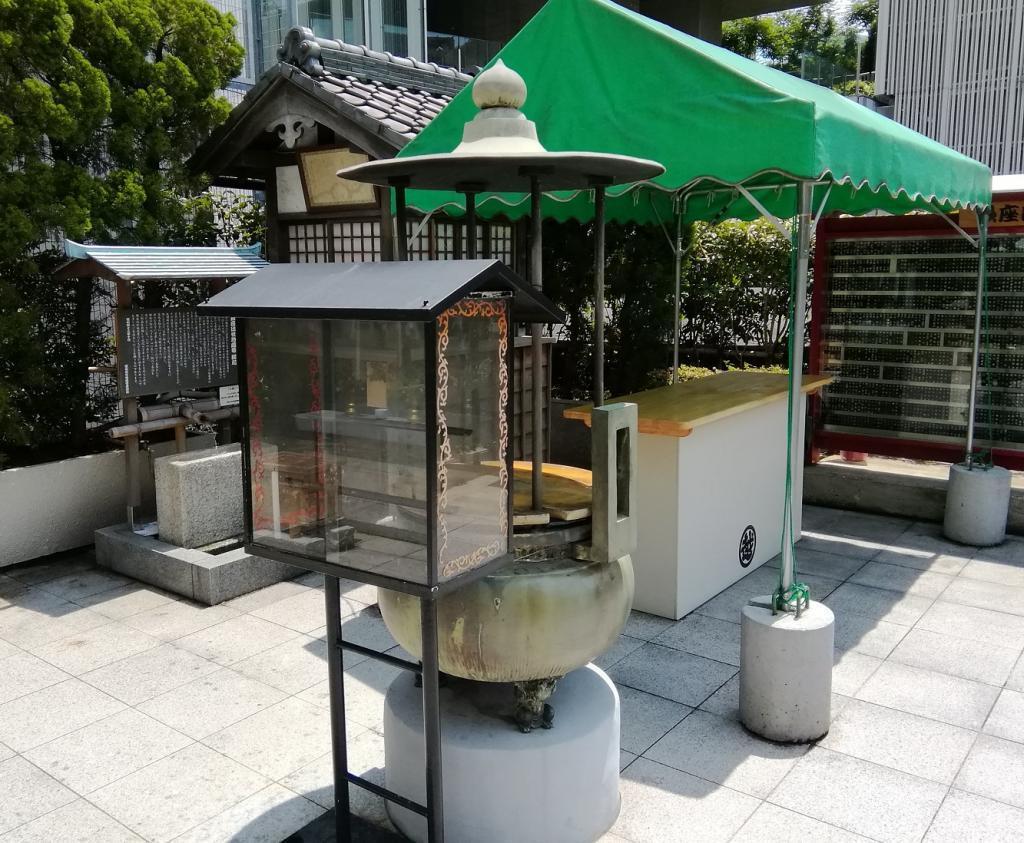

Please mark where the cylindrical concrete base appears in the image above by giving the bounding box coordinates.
[740,598,834,743]
[943,462,1010,547]
[383,664,620,843]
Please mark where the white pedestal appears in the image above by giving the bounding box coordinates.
[383,664,620,843]
[633,395,807,619]
[944,463,1010,547]
[740,597,834,743]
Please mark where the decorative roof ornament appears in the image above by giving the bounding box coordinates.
[454,60,546,157]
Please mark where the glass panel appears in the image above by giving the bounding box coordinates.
[381,0,408,55]
[435,297,509,581]
[246,318,430,584]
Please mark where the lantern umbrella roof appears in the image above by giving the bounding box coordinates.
[395,0,991,225]
[200,259,565,323]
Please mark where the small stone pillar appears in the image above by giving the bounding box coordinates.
[739,598,834,743]
[944,462,1010,546]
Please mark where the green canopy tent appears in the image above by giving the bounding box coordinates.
[393,0,992,608]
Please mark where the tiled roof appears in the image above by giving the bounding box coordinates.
[60,241,268,281]
[278,27,470,143]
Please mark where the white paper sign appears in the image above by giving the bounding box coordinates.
[219,384,240,407]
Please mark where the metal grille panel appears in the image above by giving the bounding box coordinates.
[820,234,1024,449]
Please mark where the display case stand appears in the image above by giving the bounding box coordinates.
[324,575,445,842]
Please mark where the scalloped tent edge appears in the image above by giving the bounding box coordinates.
[396,0,991,225]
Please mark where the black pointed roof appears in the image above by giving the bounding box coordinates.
[200,259,563,324]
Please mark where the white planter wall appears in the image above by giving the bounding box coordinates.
[0,435,217,568]
[0,452,126,567]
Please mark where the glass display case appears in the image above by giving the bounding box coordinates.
[202,259,561,594]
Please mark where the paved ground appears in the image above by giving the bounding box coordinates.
[1,506,1024,842]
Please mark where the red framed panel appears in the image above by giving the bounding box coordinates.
[810,204,1024,470]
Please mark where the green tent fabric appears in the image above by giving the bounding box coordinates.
[398,0,991,225]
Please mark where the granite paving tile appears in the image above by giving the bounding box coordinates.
[813,510,912,546]
[123,600,240,641]
[232,634,330,694]
[824,582,933,627]
[832,611,909,659]
[0,600,109,651]
[0,743,12,763]
[30,621,160,675]
[613,757,759,843]
[616,685,691,754]
[0,798,142,842]
[732,803,869,842]
[848,561,954,599]
[1008,653,1024,692]
[941,577,1024,617]
[88,742,270,842]
[79,642,219,705]
[175,615,299,666]
[299,658,401,734]
[138,667,287,740]
[592,633,645,670]
[71,583,177,620]
[924,788,1024,843]
[967,538,1024,585]
[250,588,363,634]
[644,709,807,798]
[768,546,869,578]
[338,606,398,652]
[24,708,192,795]
[954,734,1024,809]
[832,649,884,696]
[889,627,1020,685]
[0,756,77,835]
[622,611,675,641]
[0,651,70,704]
[35,569,133,603]
[654,614,741,666]
[282,729,385,818]
[171,784,324,843]
[221,579,315,614]
[0,678,124,752]
[619,750,637,771]
[0,639,17,661]
[608,643,737,707]
[855,661,1001,730]
[872,522,974,575]
[915,600,1024,650]
[203,697,331,781]
[793,530,887,562]
[983,688,1024,744]
[770,747,947,843]
[699,673,740,719]
[820,698,975,784]
[4,556,95,587]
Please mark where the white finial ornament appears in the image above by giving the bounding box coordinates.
[472,59,528,110]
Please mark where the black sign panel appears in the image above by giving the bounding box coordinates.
[117,309,236,397]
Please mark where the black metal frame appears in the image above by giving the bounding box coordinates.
[233,278,517,841]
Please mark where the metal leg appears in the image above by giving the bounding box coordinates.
[965,215,988,467]
[420,598,444,843]
[325,576,351,843]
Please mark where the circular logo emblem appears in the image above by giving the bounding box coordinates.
[739,525,756,567]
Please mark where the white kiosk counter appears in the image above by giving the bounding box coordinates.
[564,371,831,619]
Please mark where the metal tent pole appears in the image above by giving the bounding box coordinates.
[671,209,683,384]
[781,181,814,594]
[593,184,606,406]
[465,192,477,259]
[324,576,351,842]
[965,214,989,468]
[395,182,409,261]
[529,175,544,511]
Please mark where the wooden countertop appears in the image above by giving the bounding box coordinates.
[563,371,833,438]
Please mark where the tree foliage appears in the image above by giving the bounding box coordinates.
[0,0,244,464]
[681,219,795,364]
[722,0,877,82]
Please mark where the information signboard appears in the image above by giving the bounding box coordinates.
[117,309,237,397]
